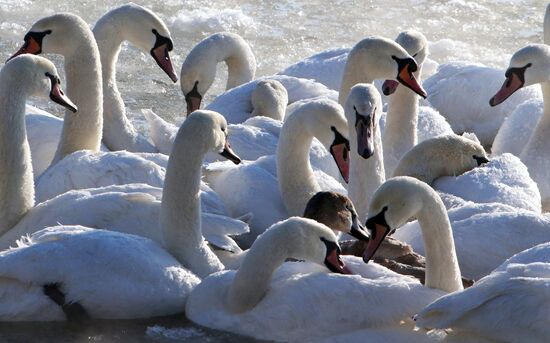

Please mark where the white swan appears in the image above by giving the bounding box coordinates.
[489,44,550,211]
[10,13,103,173]
[93,3,177,152]
[204,98,349,247]
[381,30,454,176]
[415,242,550,343]
[180,32,256,114]
[186,216,439,342]
[0,55,76,235]
[0,226,200,320]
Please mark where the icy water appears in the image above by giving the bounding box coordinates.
[0,0,547,341]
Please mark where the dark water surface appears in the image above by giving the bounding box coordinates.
[0,315,267,342]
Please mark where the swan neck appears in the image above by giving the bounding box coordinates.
[277,114,320,216]
[338,53,374,105]
[0,80,34,235]
[416,196,463,292]
[52,29,103,163]
[160,126,224,278]
[348,127,385,222]
[524,82,550,153]
[214,38,255,89]
[383,76,420,177]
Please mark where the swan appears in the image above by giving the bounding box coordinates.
[187,177,463,341]
[204,98,350,247]
[415,242,550,343]
[186,217,438,342]
[0,226,200,321]
[93,3,177,152]
[392,134,489,187]
[9,13,103,172]
[180,32,256,115]
[381,30,454,176]
[0,55,76,235]
[489,43,550,211]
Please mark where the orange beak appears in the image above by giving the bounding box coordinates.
[396,64,427,99]
[8,36,42,62]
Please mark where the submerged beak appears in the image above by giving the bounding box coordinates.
[8,36,42,62]
[220,139,241,165]
[363,210,391,263]
[47,73,77,113]
[489,67,529,106]
[382,80,399,96]
[355,110,375,159]
[322,238,353,275]
[329,127,350,183]
[349,214,371,242]
[151,44,178,83]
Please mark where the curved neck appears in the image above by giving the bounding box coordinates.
[0,79,34,235]
[93,19,156,152]
[52,28,103,163]
[348,127,385,222]
[160,125,224,278]
[277,114,320,216]
[338,53,374,105]
[416,193,463,292]
[214,39,255,89]
[383,71,421,177]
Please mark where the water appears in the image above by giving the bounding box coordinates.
[0,0,546,341]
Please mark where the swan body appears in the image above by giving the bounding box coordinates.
[186,217,443,342]
[394,202,550,280]
[205,98,349,247]
[415,242,550,343]
[423,61,541,147]
[0,226,200,321]
[180,32,256,114]
[93,3,177,152]
[433,153,541,213]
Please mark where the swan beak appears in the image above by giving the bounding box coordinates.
[8,36,42,62]
[396,64,427,99]
[322,239,353,275]
[382,80,399,96]
[349,215,371,242]
[489,70,526,107]
[47,73,78,113]
[355,113,375,159]
[185,81,202,116]
[330,141,350,183]
[220,140,242,164]
[363,212,391,263]
[151,44,178,83]
[474,155,490,166]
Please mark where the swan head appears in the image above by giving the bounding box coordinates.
[382,30,429,96]
[344,83,382,159]
[251,79,288,121]
[297,99,350,182]
[363,176,431,263]
[8,13,91,60]
[303,191,370,242]
[348,36,427,98]
[266,217,352,275]
[490,44,550,106]
[4,55,77,113]
[100,4,178,82]
[184,110,241,164]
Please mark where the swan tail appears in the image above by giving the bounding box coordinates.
[141,109,178,155]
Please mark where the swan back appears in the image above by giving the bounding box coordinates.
[392,134,488,185]
[251,79,288,120]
